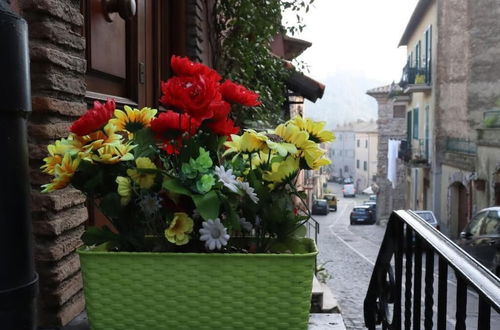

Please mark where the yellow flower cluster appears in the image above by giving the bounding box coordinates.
[41,107,157,193]
[223,116,334,185]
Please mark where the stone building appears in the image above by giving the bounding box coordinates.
[366,84,407,223]
[353,120,378,193]
[330,123,356,182]
[397,0,500,238]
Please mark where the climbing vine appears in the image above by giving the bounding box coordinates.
[213,0,314,128]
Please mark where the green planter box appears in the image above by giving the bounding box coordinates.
[78,239,317,330]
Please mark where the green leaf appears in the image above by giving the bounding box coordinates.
[162,177,193,197]
[292,224,307,238]
[132,128,156,158]
[99,193,122,219]
[82,226,119,247]
[192,190,221,220]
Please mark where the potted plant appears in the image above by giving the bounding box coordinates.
[41,56,333,329]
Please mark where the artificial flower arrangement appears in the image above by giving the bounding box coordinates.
[41,56,333,253]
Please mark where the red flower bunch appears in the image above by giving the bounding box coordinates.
[159,56,260,139]
[220,80,261,107]
[150,111,201,154]
[70,99,116,136]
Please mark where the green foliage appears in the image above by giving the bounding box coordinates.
[214,0,314,128]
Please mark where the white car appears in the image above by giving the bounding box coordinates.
[342,184,355,198]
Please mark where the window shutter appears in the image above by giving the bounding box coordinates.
[413,108,419,139]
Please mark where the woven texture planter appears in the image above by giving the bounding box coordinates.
[78,239,317,330]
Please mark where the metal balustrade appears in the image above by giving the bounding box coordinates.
[364,210,500,329]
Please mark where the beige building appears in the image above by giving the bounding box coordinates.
[353,121,378,193]
[397,0,500,238]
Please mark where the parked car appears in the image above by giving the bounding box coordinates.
[323,193,337,211]
[363,201,377,221]
[413,210,439,230]
[342,184,355,198]
[350,205,374,225]
[369,194,377,202]
[312,199,329,215]
[456,207,500,276]
[343,177,354,184]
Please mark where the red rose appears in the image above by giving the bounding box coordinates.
[209,100,231,121]
[150,111,200,140]
[206,117,240,136]
[160,75,220,121]
[220,80,260,107]
[70,99,115,136]
[171,56,221,82]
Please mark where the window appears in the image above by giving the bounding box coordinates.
[356,160,360,169]
[424,25,432,83]
[339,135,342,141]
[415,40,421,68]
[467,212,488,236]
[339,150,342,156]
[357,139,360,147]
[413,108,419,139]
[393,105,406,118]
[332,150,335,156]
[344,166,348,173]
[365,140,368,148]
[363,161,367,171]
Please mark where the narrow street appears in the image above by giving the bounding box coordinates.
[315,183,500,330]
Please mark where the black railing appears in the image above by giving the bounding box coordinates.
[364,210,500,329]
[399,64,431,89]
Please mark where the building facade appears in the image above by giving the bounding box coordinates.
[397,0,500,238]
[367,85,407,223]
[330,123,356,181]
[354,121,378,193]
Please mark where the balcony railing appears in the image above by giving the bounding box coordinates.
[445,137,477,155]
[364,210,500,329]
[399,64,431,89]
[398,139,429,166]
[483,109,500,128]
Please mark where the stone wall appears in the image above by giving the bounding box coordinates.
[435,0,470,140]
[369,92,406,222]
[22,0,87,326]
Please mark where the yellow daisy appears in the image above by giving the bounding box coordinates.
[263,157,300,183]
[238,129,269,153]
[127,157,157,189]
[116,176,132,205]
[289,116,335,143]
[41,153,81,192]
[274,123,310,149]
[92,143,136,164]
[165,212,194,245]
[109,106,157,136]
[223,134,242,156]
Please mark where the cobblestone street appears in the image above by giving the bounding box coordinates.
[316,183,500,330]
[315,183,385,329]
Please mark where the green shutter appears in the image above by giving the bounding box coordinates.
[413,108,419,139]
[407,111,412,142]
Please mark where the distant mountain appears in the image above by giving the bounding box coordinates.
[303,71,384,129]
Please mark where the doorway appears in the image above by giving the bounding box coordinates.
[495,171,500,206]
[449,182,468,237]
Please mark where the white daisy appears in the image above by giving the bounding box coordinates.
[239,217,253,232]
[199,218,230,250]
[138,194,162,217]
[238,181,259,204]
[214,165,239,193]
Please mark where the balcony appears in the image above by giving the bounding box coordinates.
[445,137,477,155]
[398,139,430,167]
[399,64,432,93]
[444,137,477,171]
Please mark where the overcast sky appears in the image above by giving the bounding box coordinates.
[281,0,419,126]
[283,0,419,83]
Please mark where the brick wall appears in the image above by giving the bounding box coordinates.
[22,0,87,326]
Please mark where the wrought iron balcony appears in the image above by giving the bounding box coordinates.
[364,210,500,329]
[445,137,477,155]
[399,64,432,91]
[398,139,430,167]
[483,109,500,128]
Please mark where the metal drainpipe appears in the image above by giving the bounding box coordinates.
[0,1,38,329]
